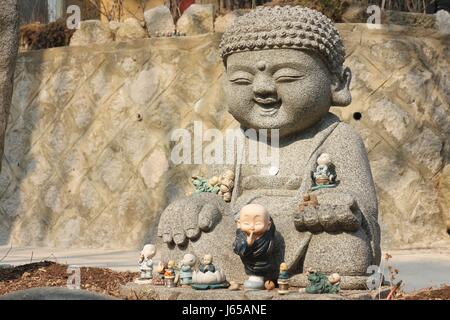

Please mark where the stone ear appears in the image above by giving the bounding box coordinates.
[331,67,352,107]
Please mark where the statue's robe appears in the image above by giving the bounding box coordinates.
[229,113,381,274]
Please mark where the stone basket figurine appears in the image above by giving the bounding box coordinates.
[156,5,381,290]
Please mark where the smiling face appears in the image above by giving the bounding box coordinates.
[237,204,271,237]
[203,254,213,265]
[223,49,333,137]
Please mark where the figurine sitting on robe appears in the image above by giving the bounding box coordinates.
[218,170,235,202]
[192,176,220,194]
[312,153,337,191]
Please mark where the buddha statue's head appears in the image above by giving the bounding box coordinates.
[220,6,352,137]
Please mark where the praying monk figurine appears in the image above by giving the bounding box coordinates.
[156,6,381,289]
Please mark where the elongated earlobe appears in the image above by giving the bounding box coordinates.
[331,67,352,107]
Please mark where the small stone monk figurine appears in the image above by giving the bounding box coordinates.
[164,260,177,288]
[179,253,197,286]
[312,153,337,190]
[138,244,156,280]
[233,204,277,289]
[191,255,228,290]
[198,254,216,273]
[304,270,341,294]
[277,262,290,295]
[218,170,235,202]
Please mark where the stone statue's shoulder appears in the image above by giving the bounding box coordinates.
[326,121,366,150]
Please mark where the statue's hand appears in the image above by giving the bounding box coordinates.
[294,193,361,233]
[157,192,225,246]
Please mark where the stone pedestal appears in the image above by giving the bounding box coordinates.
[120,282,390,300]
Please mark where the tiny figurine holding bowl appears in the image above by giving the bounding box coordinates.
[233,204,277,290]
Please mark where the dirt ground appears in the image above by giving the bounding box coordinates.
[0,261,138,298]
[0,261,448,299]
[397,285,450,300]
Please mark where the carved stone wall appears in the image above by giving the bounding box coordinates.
[1,24,449,250]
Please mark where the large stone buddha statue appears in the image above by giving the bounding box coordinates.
[155,5,381,289]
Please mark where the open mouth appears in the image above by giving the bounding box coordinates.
[253,97,282,115]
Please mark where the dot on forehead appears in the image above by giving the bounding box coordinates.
[256,60,267,71]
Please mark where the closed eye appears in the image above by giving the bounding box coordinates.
[275,75,304,83]
[230,78,252,85]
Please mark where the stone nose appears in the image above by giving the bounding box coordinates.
[253,73,276,99]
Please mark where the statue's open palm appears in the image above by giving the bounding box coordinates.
[157,192,225,246]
